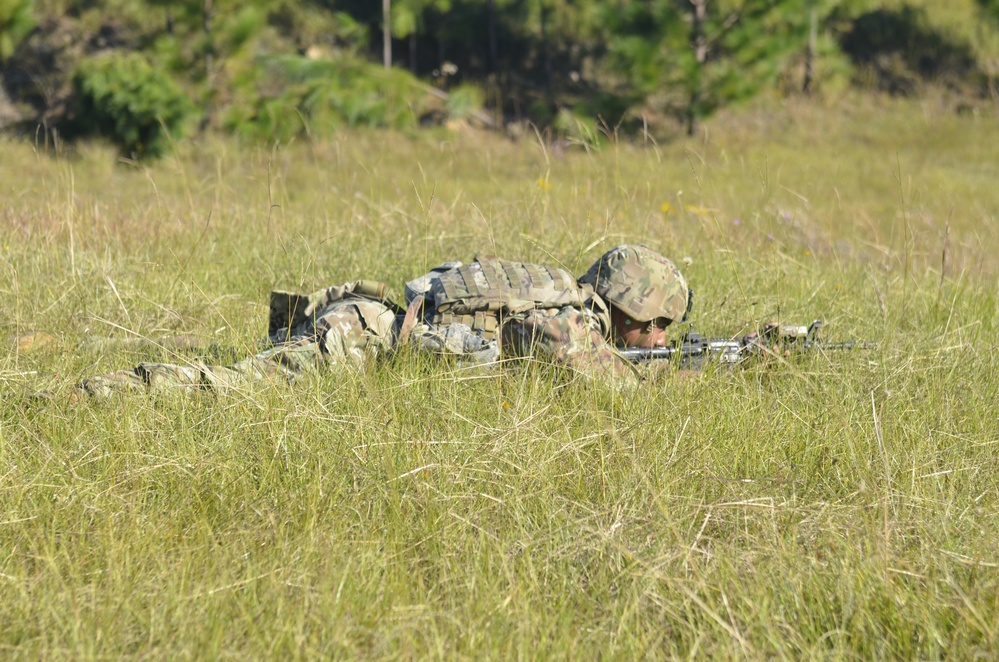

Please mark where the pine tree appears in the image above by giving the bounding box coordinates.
[602,0,813,135]
[146,0,273,128]
[388,0,452,73]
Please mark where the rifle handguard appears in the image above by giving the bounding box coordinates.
[619,319,875,366]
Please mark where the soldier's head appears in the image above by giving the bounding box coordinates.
[579,244,691,348]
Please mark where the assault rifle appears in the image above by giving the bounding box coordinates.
[619,320,876,369]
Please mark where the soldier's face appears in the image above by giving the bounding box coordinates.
[611,307,670,348]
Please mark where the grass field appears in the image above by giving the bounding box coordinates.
[2,95,998,658]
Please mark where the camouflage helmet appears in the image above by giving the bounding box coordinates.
[578,245,689,323]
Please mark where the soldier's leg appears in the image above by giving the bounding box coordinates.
[77,299,399,397]
[78,362,208,397]
[314,299,398,363]
[79,339,321,396]
[203,299,398,387]
[77,340,322,397]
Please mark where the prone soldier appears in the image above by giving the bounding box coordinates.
[78,244,691,396]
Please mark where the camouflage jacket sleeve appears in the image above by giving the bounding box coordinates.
[500,307,637,382]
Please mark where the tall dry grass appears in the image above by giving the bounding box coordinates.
[1,94,997,657]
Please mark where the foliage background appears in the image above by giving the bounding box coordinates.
[2,0,999,153]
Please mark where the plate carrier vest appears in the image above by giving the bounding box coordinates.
[424,255,611,340]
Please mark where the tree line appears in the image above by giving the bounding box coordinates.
[1,0,997,157]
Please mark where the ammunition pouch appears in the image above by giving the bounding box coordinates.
[430,311,502,340]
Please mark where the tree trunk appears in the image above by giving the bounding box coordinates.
[687,0,707,136]
[410,31,417,75]
[487,0,498,74]
[541,3,553,98]
[201,0,214,132]
[204,0,213,73]
[803,3,817,95]
[437,8,448,80]
[383,0,392,69]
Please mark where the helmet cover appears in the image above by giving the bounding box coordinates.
[579,244,688,322]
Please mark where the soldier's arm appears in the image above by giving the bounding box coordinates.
[501,307,637,382]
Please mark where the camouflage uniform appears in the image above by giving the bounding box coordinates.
[79,281,400,396]
[78,246,689,396]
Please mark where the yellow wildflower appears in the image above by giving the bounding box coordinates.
[536,178,552,192]
[660,202,672,214]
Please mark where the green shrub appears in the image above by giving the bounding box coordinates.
[222,55,426,141]
[444,84,484,122]
[0,0,34,64]
[72,52,193,158]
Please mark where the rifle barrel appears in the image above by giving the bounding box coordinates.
[806,341,878,350]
